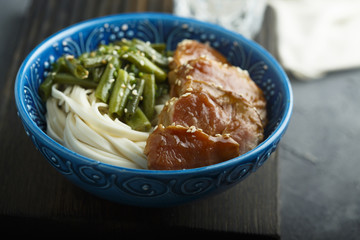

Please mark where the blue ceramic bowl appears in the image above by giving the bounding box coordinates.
[14,13,293,207]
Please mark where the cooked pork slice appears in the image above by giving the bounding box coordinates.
[144,39,267,170]
[169,39,228,70]
[144,124,240,170]
[169,57,267,125]
[158,91,229,136]
[159,80,264,154]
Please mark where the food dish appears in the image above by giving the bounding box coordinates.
[15,13,293,207]
[41,37,266,170]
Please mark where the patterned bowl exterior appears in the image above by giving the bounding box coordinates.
[14,13,293,207]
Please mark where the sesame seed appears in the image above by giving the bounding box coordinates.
[186,126,197,133]
[140,60,145,66]
[181,92,191,97]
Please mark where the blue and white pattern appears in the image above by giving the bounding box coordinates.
[15,13,293,207]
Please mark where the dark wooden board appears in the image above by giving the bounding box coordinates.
[0,0,280,238]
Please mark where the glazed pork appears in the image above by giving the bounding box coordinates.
[169,57,267,125]
[145,40,267,170]
[145,82,264,170]
[169,39,228,70]
[144,124,240,170]
[157,79,263,151]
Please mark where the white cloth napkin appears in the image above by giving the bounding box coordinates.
[268,0,360,80]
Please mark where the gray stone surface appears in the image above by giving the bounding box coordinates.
[279,70,360,239]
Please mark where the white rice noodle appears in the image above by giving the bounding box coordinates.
[45,84,150,169]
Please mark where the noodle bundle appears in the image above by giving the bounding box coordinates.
[46,84,150,169]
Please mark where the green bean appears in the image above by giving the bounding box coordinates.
[38,73,54,101]
[122,52,167,83]
[124,78,145,120]
[40,38,171,131]
[141,73,156,120]
[81,55,112,68]
[53,73,98,88]
[155,82,169,99]
[127,64,140,76]
[114,38,133,48]
[98,44,117,54]
[64,56,89,79]
[131,39,169,67]
[91,66,105,83]
[108,69,129,115]
[51,56,66,73]
[95,57,119,103]
[150,43,166,53]
[116,86,131,118]
[125,107,151,132]
[166,50,174,57]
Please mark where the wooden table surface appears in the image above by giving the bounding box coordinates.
[0,0,280,238]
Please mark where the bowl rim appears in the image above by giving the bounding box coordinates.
[14,12,293,175]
